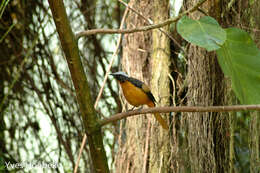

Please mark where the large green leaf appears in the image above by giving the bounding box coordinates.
[177,16,226,51]
[216,28,260,104]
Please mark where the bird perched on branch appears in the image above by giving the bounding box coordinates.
[110,71,169,130]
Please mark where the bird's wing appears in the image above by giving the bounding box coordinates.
[128,77,156,104]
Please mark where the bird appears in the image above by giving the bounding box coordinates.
[110,71,169,130]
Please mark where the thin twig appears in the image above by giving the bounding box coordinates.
[0,22,16,43]
[73,135,87,173]
[93,7,129,109]
[76,0,207,39]
[99,105,260,127]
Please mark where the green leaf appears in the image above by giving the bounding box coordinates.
[177,16,226,51]
[216,28,260,104]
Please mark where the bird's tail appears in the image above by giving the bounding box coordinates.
[154,112,169,130]
[147,102,169,130]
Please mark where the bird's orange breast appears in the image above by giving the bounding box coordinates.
[120,81,152,107]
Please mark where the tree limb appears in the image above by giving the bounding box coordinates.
[76,0,207,39]
[48,0,109,172]
[99,105,260,126]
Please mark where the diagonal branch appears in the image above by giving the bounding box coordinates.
[74,6,130,173]
[48,0,109,172]
[99,105,260,127]
[76,0,207,39]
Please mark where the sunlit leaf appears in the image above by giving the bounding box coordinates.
[177,15,226,51]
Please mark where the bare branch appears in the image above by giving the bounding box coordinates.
[99,105,260,126]
[76,0,207,39]
[117,0,185,56]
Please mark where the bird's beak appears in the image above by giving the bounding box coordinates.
[110,73,119,81]
[110,73,116,76]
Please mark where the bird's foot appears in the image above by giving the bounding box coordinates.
[127,106,143,112]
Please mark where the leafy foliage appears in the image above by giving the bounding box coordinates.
[217,28,260,104]
[177,16,260,104]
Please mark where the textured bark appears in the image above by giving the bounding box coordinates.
[250,112,260,173]
[249,1,260,172]
[114,0,171,172]
[185,47,230,173]
[149,0,171,172]
[183,1,230,172]
[114,0,153,172]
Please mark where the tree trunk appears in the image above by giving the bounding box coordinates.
[183,1,230,172]
[149,0,170,172]
[249,1,260,172]
[115,0,260,172]
[114,0,153,172]
[185,48,230,172]
[114,0,171,172]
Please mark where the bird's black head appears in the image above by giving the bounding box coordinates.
[110,71,129,83]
